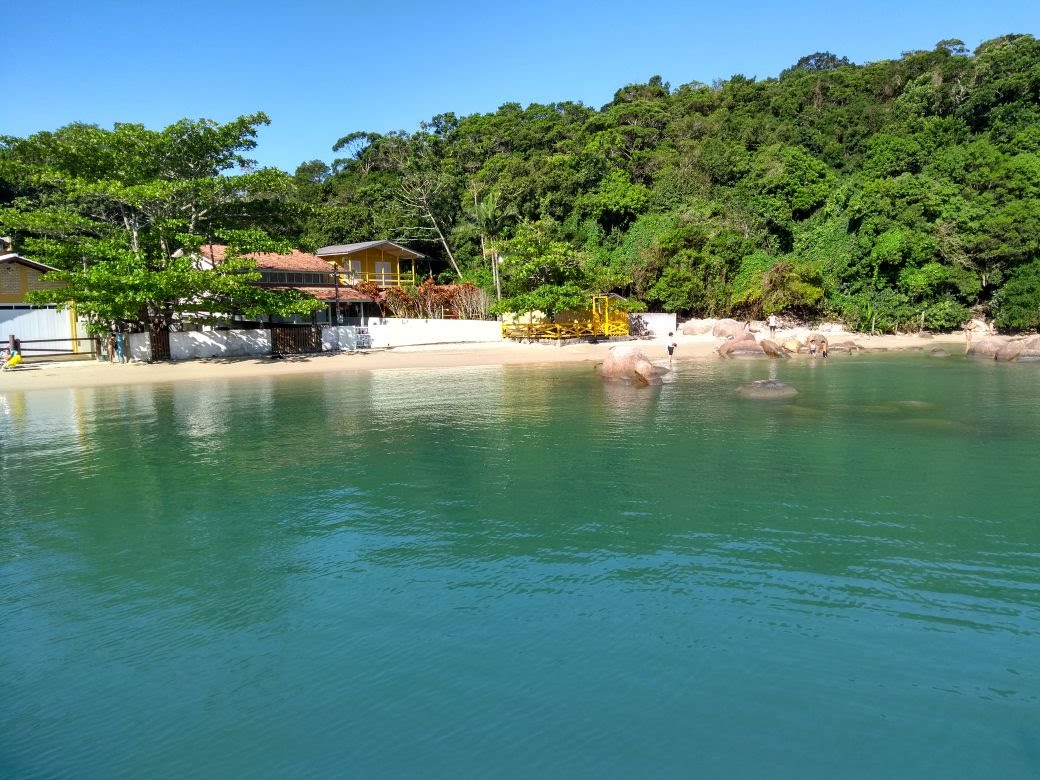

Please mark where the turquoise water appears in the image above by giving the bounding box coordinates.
[1,355,1039,778]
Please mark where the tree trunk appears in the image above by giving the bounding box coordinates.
[427,211,462,279]
[493,252,502,301]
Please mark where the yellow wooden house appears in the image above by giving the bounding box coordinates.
[1,241,83,354]
[315,241,425,288]
[0,251,63,305]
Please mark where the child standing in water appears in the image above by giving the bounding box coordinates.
[666,332,677,367]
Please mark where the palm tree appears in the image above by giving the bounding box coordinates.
[467,188,517,300]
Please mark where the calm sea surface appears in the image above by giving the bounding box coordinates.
[2,354,1038,778]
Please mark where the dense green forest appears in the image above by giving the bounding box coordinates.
[3,34,1040,332]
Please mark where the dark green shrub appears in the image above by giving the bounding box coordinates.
[993,260,1040,331]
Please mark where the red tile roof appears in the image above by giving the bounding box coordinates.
[198,244,336,273]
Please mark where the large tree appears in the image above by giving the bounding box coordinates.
[0,114,323,332]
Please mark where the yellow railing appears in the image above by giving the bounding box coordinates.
[339,271,417,288]
[502,295,630,340]
[501,315,629,340]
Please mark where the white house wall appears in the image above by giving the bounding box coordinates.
[0,305,81,355]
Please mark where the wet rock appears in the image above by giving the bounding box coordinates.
[759,339,788,358]
[966,338,1003,358]
[996,334,1040,362]
[597,344,663,385]
[830,340,863,354]
[995,341,1022,361]
[736,380,798,399]
[718,339,766,358]
[1015,335,1040,361]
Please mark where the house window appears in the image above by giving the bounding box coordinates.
[261,271,330,285]
[375,261,392,285]
[339,260,363,285]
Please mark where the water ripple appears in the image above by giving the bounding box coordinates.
[3,359,1040,777]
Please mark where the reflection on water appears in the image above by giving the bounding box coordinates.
[1,356,1039,778]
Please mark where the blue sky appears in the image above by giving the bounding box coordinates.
[4,0,1037,172]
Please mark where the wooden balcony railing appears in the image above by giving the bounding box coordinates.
[339,271,417,288]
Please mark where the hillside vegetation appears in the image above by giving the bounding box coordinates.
[3,35,1039,332]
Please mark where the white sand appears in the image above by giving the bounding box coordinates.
[0,331,970,393]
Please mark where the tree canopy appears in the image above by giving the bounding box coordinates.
[0,114,322,332]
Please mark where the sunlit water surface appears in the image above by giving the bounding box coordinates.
[2,354,1039,778]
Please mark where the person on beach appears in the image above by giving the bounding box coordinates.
[666,332,677,367]
[808,337,818,358]
[768,314,778,338]
[964,320,976,346]
[2,348,22,371]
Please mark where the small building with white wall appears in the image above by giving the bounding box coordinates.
[0,238,88,356]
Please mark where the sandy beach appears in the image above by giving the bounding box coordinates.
[0,331,971,392]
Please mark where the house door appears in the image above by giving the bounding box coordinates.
[374,261,392,286]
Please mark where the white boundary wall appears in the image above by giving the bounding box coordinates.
[126,320,501,360]
[126,332,151,362]
[170,329,272,360]
[322,326,359,352]
[629,312,677,337]
[360,318,501,349]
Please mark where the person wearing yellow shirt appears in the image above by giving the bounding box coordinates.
[2,349,23,370]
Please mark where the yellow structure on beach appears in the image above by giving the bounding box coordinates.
[501,295,630,340]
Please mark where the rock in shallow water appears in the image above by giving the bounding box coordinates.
[736,379,798,399]
[719,339,766,358]
[597,344,663,385]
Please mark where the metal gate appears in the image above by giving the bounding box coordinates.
[150,326,171,361]
[271,325,322,355]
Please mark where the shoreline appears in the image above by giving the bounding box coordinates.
[0,332,972,393]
